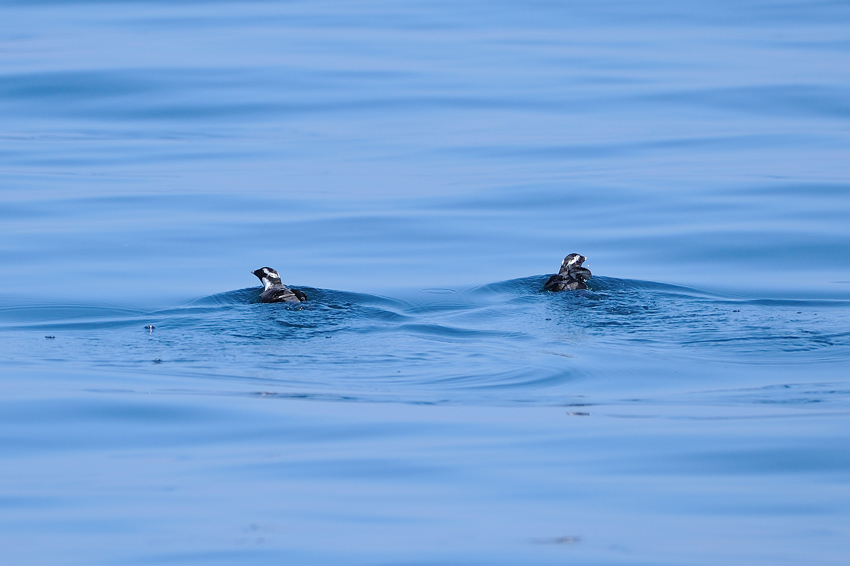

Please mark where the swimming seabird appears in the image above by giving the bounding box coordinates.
[543,253,591,291]
[252,267,307,303]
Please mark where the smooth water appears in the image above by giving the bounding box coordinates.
[2,1,850,565]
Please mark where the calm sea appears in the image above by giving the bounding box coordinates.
[2,1,849,564]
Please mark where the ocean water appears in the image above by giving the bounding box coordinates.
[1,1,850,565]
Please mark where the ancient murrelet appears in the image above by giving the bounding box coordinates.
[252,267,307,303]
[543,253,591,291]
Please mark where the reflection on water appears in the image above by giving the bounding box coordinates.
[2,0,850,565]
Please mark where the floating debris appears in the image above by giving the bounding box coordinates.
[45,336,55,340]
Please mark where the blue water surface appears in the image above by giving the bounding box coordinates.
[1,1,850,565]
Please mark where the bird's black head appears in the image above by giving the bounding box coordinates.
[252,267,282,289]
[559,253,586,274]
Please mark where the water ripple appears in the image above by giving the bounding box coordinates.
[2,275,849,404]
